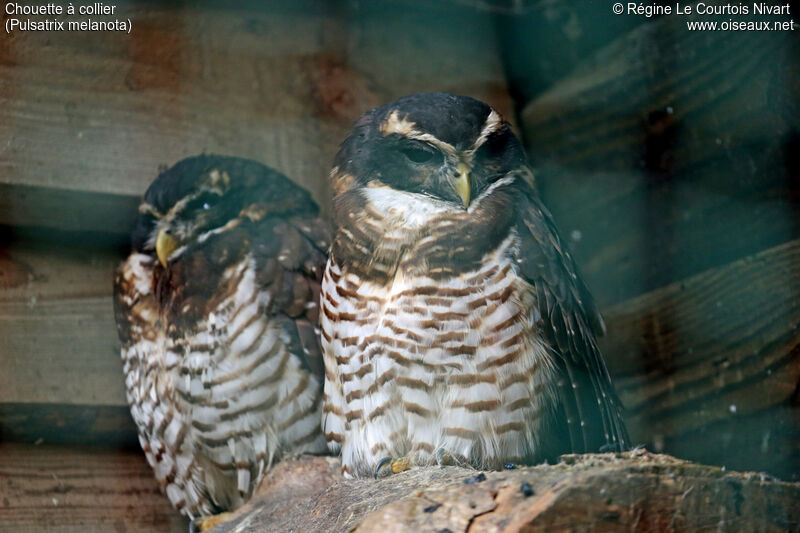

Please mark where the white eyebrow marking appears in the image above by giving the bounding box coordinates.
[379,109,458,155]
[138,203,164,217]
[380,109,416,137]
[471,109,503,151]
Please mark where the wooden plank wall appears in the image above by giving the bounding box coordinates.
[0,443,188,533]
[507,7,800,480]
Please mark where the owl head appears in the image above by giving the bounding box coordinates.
[131,154,317,268]
[330,93,528,210]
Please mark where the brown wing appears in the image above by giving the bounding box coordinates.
[511,176,630,457]
[250,211,331,381]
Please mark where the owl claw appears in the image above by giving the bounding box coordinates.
[191,512,234,532]
[373,456,412,478]
[374,456,393,478]
[436,448,456,467]
[391,456,411,474]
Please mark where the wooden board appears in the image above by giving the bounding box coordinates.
[0,443,187,533]
[496,3,644,103]
[0,237,122,303]
[0,238,125,407]
[519,15,800,306]
[521,17,799,172]
[0,403,137,448]
[0,185,140,237]
[600,239,800,480]
[0,0,513,234]
[1,2,337,211]
[0,296,123,406]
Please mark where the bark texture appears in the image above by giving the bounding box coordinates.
[214,449,800,533]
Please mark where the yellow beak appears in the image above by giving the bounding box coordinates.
[454,162,471,207]
[155,229,178,267]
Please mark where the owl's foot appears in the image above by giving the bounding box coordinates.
[436,448,469,468]
[190,512,233,532]
[373,456,412,478]
[436,448,453,467]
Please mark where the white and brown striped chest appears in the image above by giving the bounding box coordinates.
[320,232,557,477]
[117,253,324,516]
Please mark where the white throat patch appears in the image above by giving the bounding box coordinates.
[362,187,459,230]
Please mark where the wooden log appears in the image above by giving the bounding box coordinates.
[0,0,513,234]
[519,15,800,306]
[213,451,800,533]
[0,443,187,533]
[600,239,800,480]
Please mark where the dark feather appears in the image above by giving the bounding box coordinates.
[510,174,630,455]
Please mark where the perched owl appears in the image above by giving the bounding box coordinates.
[114,155,329,522]
[321,93,629,478]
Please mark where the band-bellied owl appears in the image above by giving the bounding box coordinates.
[320,93,629,478]
[113,155,329,520]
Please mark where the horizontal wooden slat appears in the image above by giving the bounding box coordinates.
[0,185,140,236]
[519,15,799,306]
[1,0,513,234]
[497,3,644,103]
[0,297,122,405]
[0,238,125,405]
[521,18,798,172]
[0,403,137,448]
[0,443,186,533]
[0,239,123,303]
[600,239,800,480]
[661,404,800,483]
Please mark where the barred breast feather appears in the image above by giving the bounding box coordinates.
[114,155,329,518]
[322,173,629,478]
[321,236,556,477]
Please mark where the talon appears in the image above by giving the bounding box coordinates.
[391,456,411,474]
[437,448,455,467]
[192,512,234,532]
[374,456,392,479]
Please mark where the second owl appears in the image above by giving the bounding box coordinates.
[114,155,329,522]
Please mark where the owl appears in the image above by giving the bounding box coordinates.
[320,93,629,478]
[113,155,329,524]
